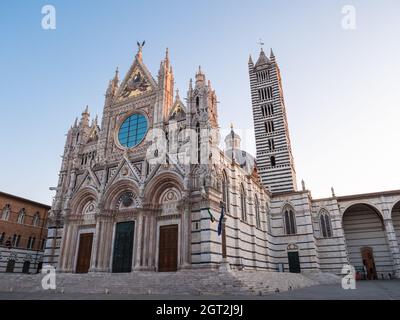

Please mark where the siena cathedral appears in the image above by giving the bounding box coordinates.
[44,44,400,279]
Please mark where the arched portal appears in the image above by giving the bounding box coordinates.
[392,201,400,247]
[343,203,393,279]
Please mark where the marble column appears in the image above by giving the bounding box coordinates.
[134,214,143,270]
[58,222,70,272]
[89,219,101,272]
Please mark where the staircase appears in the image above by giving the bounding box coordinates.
[0,270,341,296]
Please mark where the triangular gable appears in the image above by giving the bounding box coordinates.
[169,98,187,119]
[73,167,101,194]
[116,57,157,102]
[105,155,143,188]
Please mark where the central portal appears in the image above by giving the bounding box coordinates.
[112,221,135,273]
[158,224,178,272]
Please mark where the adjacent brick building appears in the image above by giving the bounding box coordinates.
[0,191,50,273]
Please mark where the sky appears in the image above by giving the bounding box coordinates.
[0,0,399,205]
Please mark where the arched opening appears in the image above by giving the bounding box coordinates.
[319,209,333,238]
[343,203,393,279]
[392,201,400,248]
[6,259,15,273]
[255,195,261,229]
[221,171,230,212]
[22,261,30,274]
[283,205,296,235]
[240,184,247,222]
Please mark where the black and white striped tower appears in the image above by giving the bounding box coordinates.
[248,48,297,193]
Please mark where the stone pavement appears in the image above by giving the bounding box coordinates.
[0,270,340,297]
[0,280,399,300]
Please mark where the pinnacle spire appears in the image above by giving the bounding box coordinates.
[270,48,275,60]
[255,47,270,67]
[248,54,254,65]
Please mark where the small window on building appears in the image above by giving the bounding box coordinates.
[33,212,40,226]
[1,204,11,221]
[17,208,26,224]
[270,156,276,167]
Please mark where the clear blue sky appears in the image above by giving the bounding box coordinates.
[1,0,399,205]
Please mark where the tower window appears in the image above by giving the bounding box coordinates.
[196,123,201,164]
[268,139,275,151]
[261,103,274,117]
[264,120,274,133]
[196,96,200,110]
[256,70,271,82]
[270,156,276,167]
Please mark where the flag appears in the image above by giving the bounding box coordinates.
[207,208,215,223]
[217,206,225,236]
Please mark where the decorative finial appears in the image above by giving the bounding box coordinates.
[198,65,202,74]
[136,40,145,60]
[301,179,306,191]
[331,187,336,197]
[175,88,180,99]
[165,47,169,60]
[136,40,145,52]
[230,123,234,130]
[83,105,89,114]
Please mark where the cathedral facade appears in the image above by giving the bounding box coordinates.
[44,45,400,279]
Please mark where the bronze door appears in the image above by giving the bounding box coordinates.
[76,233,93,273]
[158,225,178,272]
[361,247,377,280]
[112,221,135,273]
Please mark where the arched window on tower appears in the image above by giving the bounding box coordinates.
[319,209,333,238]
[283,205,296,235]
[240,184,247,222]
[17,209,26,224]
[196,96,200,111]
[196,122,201,164]
[255,195,261,229]
[222,171,230,212]
[270,156,276,167]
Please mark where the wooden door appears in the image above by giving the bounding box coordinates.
[76,233,93,273]
[22,261,30,274]
[288,251,301,273]
[112,221,135,273]
[158,225,178,272]
[6,259,15,273]
[362,247,377,280]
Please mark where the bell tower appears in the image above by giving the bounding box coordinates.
[248,48,297,193]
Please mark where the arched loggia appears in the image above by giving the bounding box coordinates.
[343,203,393,279]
